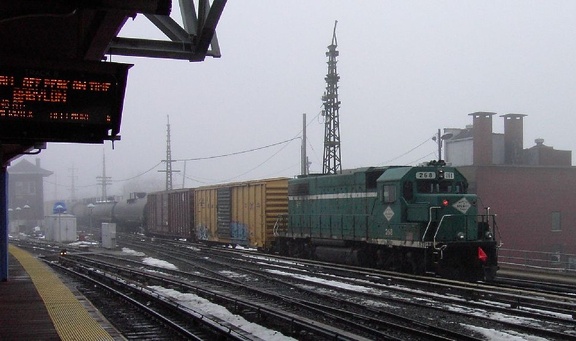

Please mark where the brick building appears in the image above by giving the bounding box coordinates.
[7,158,52,234]
[443,113,576,268]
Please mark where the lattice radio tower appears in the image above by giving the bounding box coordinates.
[159,115,179,190]
[322,20,342,174]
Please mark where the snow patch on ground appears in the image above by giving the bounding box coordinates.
[122,247,146,256]
[142,257,178,270]
[464,324,550,341]
[149,286,295,340]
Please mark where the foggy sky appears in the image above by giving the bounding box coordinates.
[15,1,576,201]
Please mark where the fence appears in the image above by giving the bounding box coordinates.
[498,248,576,272]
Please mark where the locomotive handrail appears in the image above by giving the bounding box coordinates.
[433,214,459,250]
[432,213,498,250]
[422,206,441,242]
[273,214,288,237]
[474,213,500,247]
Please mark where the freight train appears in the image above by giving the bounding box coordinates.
[141,161,500,281]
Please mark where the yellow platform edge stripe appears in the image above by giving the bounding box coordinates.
[9,245,115,341]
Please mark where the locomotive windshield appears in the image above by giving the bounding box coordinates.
[416,180,466,194]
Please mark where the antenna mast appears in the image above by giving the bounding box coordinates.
[322,20,342,174]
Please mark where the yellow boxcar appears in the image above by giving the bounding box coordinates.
[194,178,288,250]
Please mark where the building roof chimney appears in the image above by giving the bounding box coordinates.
[501,113,527,165]
[469,112,496,165]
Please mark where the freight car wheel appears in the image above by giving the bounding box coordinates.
[286,239,313,259]
[257,247,272,254]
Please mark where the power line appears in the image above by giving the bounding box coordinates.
[380,137,434,165]
[219,137,297,182]
[174,137,299,162]
[407,151,437,165]
[112,161,163,182]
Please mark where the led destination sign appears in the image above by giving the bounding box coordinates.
[0,60,132,143]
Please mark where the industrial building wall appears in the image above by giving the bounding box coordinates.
[459,166,576,255]
[445,139,473,166]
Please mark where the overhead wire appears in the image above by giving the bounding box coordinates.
[219,137,297,182]
[175,110,324,182]
[74,108,445,187]
[173,138,299,162]
[379,136,435,165]
[111,161,163,182]
[407,151,437,165]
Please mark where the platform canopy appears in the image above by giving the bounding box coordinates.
[0,0,226,166]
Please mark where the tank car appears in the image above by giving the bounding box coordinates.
[112,192,147,233]
[276,161,499,281]
[72,193,147,234]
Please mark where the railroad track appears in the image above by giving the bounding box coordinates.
[116,237,576,340]
[61,252,421,340]
[115,242,481,339]
[15,236,576,340]
[46,258,268,340]
[496,267,576,294]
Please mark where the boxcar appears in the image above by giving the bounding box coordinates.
[144,188,195,239]
[194,178,288,250]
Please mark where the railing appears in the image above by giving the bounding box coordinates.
[427,213,497,243]
[498,248,576,273]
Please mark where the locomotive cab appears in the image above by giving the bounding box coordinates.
[377,161,499,281]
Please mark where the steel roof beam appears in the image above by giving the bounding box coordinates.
[107,0,226,61]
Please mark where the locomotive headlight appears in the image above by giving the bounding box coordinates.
[485,231,493,239]
[456,232,465,240]
[438,169,445,180]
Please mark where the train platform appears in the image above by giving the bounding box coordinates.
[0,244,124,340]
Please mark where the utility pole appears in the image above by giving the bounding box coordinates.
[96,151,112,201]
[301,113,308,176]
[436,129,442,161]
[432,129,454,162]
[159,115,179,191]
[181,160,187,188]
[68,165,77,202]
[322,20,342,174]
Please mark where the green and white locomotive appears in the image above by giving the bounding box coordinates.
[277,161,499,281]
